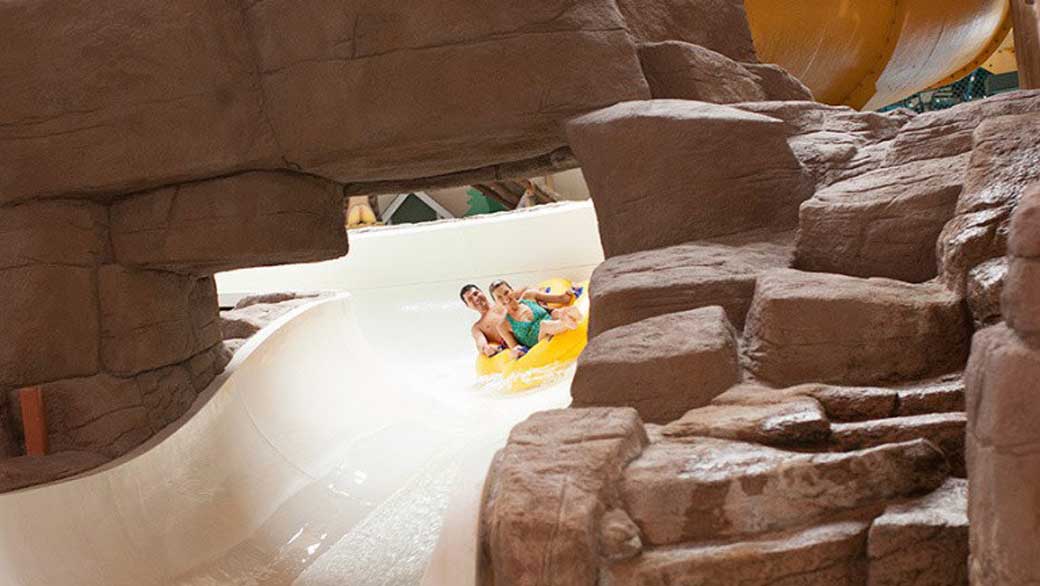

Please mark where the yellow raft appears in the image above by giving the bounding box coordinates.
[476,278,590,391]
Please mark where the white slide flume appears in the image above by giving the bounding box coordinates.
[0,202,604,585]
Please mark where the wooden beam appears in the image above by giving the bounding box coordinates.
[19,387,48,456]
[1012,0,1040,88]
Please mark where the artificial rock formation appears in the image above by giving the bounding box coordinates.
[221,292,329,342]
[2,0,813,483]
[566,100,812,258]
[743,269,970,386]
[571,306,741,424]
[967,184,1040,585]
[868,478,969,586]
[0,171,345,489]
[483,396,966,586]
[588,233,793,338]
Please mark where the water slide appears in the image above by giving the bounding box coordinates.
[0,203,604,585]
[745,0,1015,109]
[0,3,1024,583]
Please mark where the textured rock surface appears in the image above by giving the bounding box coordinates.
[743,270,971,386]
[638,42,810,104]
[896,381,966,417]
[111,172,347,274]
[37,343,230,457]
[938,112,1040,291]
[886,91,1040,167]
[588,234,793,337]
[868,478,968,586]
[662,397,830,447]
[572,307,741,424]
[567,100,812,257]
[99,268,220,376]
[610,521,870,586]
[0,1,673,203]
[832,413,967,477]
[711,382,900,423]
[966,191,1040,585]
[796,156,966,282]
[481,408,648,586]
[221,294,329,341]
[0,451,110,494]
[616,0,757,61]
[623,438,947,545]
[735,101,915,189]
[967,325,1040,584]
[966,257,1008,328]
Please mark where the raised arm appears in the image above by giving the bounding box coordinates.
[521,287,574,306]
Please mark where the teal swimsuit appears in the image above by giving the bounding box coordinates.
[508,300,551,348]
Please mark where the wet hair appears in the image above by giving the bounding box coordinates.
[459,284,480,303]
[489,279,511,295]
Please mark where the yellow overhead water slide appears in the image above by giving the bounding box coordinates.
[744,0,1016,110]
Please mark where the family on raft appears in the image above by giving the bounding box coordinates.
[461,281,583,358]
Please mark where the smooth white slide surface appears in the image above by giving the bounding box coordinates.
[0,202,604,585]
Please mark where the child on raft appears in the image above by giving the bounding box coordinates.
[489,280,582,358]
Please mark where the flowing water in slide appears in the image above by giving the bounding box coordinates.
[0,202,604,585]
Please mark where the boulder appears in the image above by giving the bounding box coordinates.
[743,270,971,386]
[742,63,815,101]
[637,42,810,104]
[897,381,966,417]
[736,101,915,189]
[572,306,741,424]
[811,387,900,423]
[937,112,1040,291]
[662,397,830,447]
[99,267,220,376]
[711,383,900,423]
[588,234,793,337]
[832,413,967,477]
[965,324,1040,585]
[609,521,870,586]
[1004,256,1040,343]
[638,42,767,103]
[966,257,1008,328]
[868,478,968,586]
[111,172,347,275]
[622,438,947,545]
[481,408,648,586]
[566,100,812,257]
[1009,184,1040,258]
[616,0,758,62]
[796,156,967,282]
[886,91,1040,167]
[1005,184,1040,345]
[0,451,111,494]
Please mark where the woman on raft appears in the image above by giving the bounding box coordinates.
[490,280,582,357]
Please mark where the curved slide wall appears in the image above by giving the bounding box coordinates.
[746,0,1013,109]
[0,203,604,585]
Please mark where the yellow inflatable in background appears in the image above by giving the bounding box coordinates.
[476,279,590,391]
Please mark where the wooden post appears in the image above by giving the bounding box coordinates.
[19,387,47,456]
[1012,0,1040,88]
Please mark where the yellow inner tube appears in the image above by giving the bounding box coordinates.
[475,279,590,391]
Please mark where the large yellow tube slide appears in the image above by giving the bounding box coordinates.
[745,0,1013,110]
